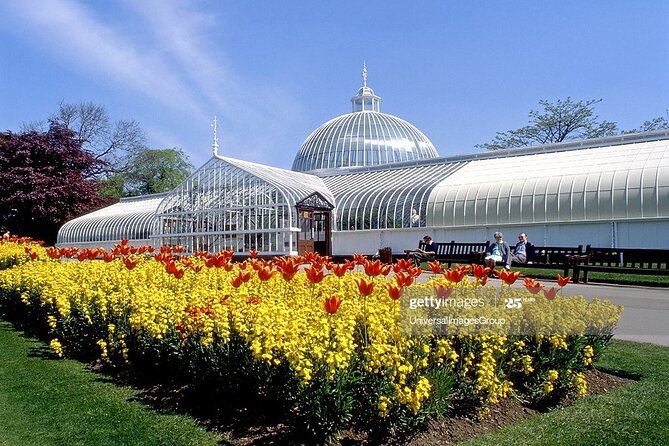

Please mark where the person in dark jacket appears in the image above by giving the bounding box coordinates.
[408,235,436,266]
[510,232,534,266]
[484,232,511,270]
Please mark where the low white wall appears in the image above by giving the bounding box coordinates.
[332,218,669,255]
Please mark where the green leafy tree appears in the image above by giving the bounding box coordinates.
[123,148,193,196]
[477,98,618,150]
[624,114,669,134]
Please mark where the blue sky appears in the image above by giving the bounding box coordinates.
[1,0,667,169]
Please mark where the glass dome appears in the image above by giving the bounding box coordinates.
[292,65,439,172]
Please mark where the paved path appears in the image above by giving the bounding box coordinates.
[412,271,669,346]
[540,280,669,346]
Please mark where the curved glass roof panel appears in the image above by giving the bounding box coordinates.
[427,138,669,227]
[293,111,439,172]
[320,160,467,231]
[153,156,334,254]
[57,194,166,246]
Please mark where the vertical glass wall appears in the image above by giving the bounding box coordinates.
[154,158,298,255]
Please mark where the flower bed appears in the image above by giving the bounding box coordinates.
[0,239,622,443]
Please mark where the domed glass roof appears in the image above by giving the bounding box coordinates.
[292,65,439,172]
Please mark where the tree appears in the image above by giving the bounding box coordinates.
[0,124,109,243]
[477,98,618,150]
[121,147,193,196]
[624,114,669,134]
[23,101,147,175]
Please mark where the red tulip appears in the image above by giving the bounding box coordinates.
[443,268,466,283]
[428,260,443,274]
[393,258,413,272]
[352,253,367,265]
[305,265,325,284]
[393,271,415,287]
[557,274,571,288]
[498,269,521,286]
[471,264,491,280]
[543,286,559,300]
[231,271,252,288]
[280,260,301,281]
[364,259,385,277]
[249,249,258,258]
[435,285,454,299]
[330,263,350,277]
[479,275,489,286]
[324,295,342,314]
[524,277,544,294]
[122,256,139,270]
[257,265,277,281]
[357,278,376,296]
[386,284,402,300]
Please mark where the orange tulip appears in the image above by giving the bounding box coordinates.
[364,259,385,276]
[407,266,424,278]
[280,260,301,281]
[352,253,367,265]
[231,271,252,288]
[498,269,521,286]
[543,286,559,300]
[249,249,258,258]
[357,278,376,296]
[443,268,466,283]
[557,274,571,288]
[324,295,342,314]
[393,258,413,272]
[393,271,415,287]
[479,275,489,286]
[330,263,350,277]
[386,284,402,300]
[435,285,454,299]
[305,265,325,284]
[122,256,138,270]
[471,264,491,280]
[523,277,544,294]
[428,260,443,274]
[257,265,277,281]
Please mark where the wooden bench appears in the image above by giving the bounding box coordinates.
[408,240,490,268]
[572,246,669,283]
[510,245,584,278]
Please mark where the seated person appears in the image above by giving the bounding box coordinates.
[510,232,534,265]
[484,232,510,270]
[407,235,436,266]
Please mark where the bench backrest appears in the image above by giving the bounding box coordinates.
[585,246,669,269]
[529,245,584,265]
[418,241,489,260]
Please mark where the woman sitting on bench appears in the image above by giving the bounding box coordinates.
[484,232,511,270]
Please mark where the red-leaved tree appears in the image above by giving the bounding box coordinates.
[0,124,110,244]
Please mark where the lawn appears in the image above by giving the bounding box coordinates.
[459,340,669,446]
[0,321,222,446]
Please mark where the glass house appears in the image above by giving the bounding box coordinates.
[57,67,669,253]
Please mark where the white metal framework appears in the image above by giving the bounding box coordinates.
[57,194,166,248]
[426,137,669,227]
[321,160,467,231]
[292,66,439,172]
[152,156,334,255]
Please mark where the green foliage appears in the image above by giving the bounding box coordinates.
[477,98,618,150]
[94,147,193,199]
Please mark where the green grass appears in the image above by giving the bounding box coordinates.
[0,321,222,446]
[460,340,669,446]
[514,267,669,287]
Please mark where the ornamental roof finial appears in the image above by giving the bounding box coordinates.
[362,61,368,88]
[212,115,219,157]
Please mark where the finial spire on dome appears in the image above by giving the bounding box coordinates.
[362,61,367,87]
[352,63,380,112]
[212,115,219,157]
